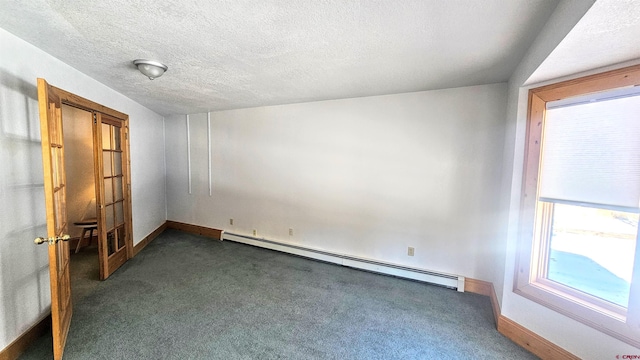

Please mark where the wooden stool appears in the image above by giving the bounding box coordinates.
[74,219,98,254]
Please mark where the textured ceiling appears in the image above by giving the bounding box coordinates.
[0,0,559,115]
[527,0,640,85]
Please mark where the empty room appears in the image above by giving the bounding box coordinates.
[1,0,640,359]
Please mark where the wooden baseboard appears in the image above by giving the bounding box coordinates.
[465,278,579,360]
[464,278,493,296]
[489,284,501,328]
[465,278,500,326]
[0,314,50,360]
[165,220,223,240]
[497,315,579,360]
[133,222,168,256]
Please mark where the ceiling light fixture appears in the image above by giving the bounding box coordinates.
[133,59,168,80]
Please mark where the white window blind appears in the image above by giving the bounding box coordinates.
[539,94,640,211]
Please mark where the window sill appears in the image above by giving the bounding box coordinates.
[514,281,640,348]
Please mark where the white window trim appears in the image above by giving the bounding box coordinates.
[514,64,640,348]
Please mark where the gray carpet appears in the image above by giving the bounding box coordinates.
[68,244,101,304]
[20,229,537,359]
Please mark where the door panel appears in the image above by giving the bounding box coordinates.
[37,78,72,360]
[96,114,130,279]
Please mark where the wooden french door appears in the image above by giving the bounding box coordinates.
[95,113,132,279]
[35,78,134,357]
[36,78,72,360]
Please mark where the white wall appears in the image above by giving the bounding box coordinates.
[0,27,166,350]
[166,83,507,280]
[498,0,640,358]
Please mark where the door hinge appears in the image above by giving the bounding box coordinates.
[93,113,97,124]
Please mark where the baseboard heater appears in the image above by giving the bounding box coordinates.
[222,231,465,292]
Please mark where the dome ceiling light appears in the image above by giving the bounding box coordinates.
[133,59,168,80]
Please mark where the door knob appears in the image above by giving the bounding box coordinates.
[34,235,71,245]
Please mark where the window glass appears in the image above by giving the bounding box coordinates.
[102,123,112,150]
[546,203,637,307]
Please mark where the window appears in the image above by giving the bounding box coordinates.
[515,65,640,347]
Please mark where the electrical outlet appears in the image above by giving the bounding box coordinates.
[408,247,415,256]
[229,218,234,225]
[289,228,293,236]
[252,229,257,236]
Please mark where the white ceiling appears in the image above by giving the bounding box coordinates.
[527,0,640,85]
[0,0,559,115]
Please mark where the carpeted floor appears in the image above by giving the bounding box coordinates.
[68,244,101,304]
[20,229,537,359]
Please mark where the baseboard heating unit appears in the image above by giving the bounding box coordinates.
[222,231,465,292]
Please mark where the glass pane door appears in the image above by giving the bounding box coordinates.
[98,114,129,279]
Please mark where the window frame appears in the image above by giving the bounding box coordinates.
[514,64,640,347]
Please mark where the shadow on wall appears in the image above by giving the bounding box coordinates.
[0,68,50,348]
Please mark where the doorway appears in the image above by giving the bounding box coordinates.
[56,89,134,282]
[61,104,100,298]
[36,79,134,359]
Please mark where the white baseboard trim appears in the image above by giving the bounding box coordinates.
[222,231,465,292]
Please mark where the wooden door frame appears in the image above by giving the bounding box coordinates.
[55,86,135,268]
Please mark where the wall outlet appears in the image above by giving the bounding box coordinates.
[408,247,415,256]
[229,218,234,226]
[252,229,257,236]
[289,228,294,236]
